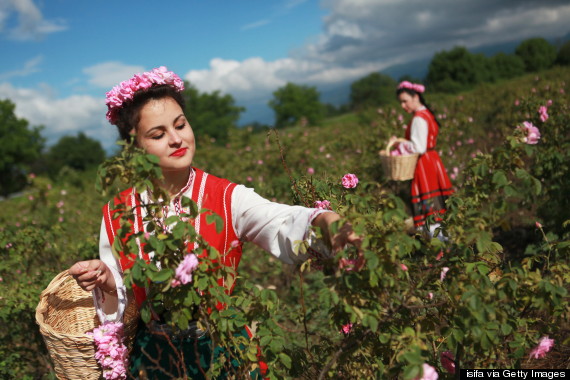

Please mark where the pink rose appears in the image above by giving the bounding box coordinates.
[307,167,315,175]
[338,256,365,272]
[529,336,554,359]
[342,173,359,189]
[538,106,549,122]
[171,253,199,287]
[436,250,444,261]
[314,200,331,210]
[400,263,408,271]
[340,323,353,335]
[440,351,455,374]
[440,267,449,281]
[414,363,438,380]
[518,121,541,145]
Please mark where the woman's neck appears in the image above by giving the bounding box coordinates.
[159,167,192,197]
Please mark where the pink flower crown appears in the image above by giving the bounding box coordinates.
[105,66,185,123]
[398,81,425,94]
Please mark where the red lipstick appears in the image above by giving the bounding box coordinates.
[170,148,187,157]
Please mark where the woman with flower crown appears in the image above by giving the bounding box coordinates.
[68,66,361,379]
[392,81,454,238]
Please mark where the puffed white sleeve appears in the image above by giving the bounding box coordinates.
[401,116,428,154]
[231,185,332,265]
[92,219,128,323]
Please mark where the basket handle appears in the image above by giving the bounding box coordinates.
[385,137,410,152]
[41,270,73,298]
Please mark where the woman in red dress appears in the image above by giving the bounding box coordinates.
[393,81,454,238]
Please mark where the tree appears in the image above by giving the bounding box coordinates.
[426,46,495,93]
[555,40,570,66]
[181,83,244,145]
[268,83,325,128]
[46,132,106,177]
[491,53,526,80]
[350,72,396,110]
[0,99,44,196]
[515,37,557,72]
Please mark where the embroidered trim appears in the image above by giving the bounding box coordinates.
[222,183,232,255]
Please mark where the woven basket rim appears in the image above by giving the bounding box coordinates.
[36,270,95,339]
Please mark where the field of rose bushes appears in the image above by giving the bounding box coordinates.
[1,67,569,379]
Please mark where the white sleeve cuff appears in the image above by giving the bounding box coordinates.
[92,264,127,323]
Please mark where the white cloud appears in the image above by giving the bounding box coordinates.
[186,57,293,99]
[181,0,570,125]
[0,55,43,80]
[0,82,118,150]
[0,0,66,40]
[83,62,147,88]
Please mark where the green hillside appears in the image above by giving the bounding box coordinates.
[1,67,569,378]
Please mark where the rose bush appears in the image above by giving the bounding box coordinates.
[0,67,568,379]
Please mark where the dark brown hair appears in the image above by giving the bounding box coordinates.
[113,84,185,142]
[396,87,440,128]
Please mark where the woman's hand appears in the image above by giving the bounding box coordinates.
[312,212,362,253]
[313,212,365,271]
[68,260,116,293]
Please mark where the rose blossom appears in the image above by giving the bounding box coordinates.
[88,322,128,380]
[341,173,359,189]
[518,121,541,145]
[414,363,438,380]
[339,256,365,272]
[440,267,450,281]
[340,323,353,335]
[171,253,199,287]
[314,200,331,210]
[538,106,549,122]
[529,336,554,359]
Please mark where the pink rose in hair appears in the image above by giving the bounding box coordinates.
[529,336,554,359]
[105,66,185,123]
[342,173,359,189]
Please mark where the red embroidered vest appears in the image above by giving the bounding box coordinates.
[102,167,243,308]
[405,108,439,151]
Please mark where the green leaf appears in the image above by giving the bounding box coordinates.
[492,170,508,187]
[278,353,292,369]
[206,212,224,233]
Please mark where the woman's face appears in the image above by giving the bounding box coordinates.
[135,97,196,175]
[398,92,421,114]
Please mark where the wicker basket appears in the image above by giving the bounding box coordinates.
[36,270,139,380]
[379,138,419,181]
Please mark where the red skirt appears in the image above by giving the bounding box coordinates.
[411,150,454,227]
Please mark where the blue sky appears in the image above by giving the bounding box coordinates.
[1,0,569,152]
